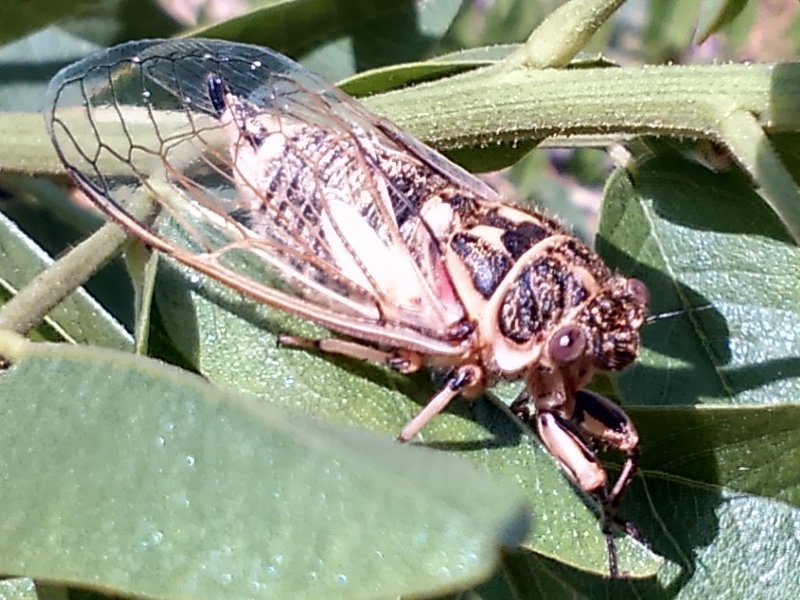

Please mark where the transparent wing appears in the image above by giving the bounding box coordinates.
[45,39,498,354]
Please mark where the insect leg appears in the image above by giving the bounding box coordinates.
[572,389,639,512]
[511,387,643,578]
[276,334,425,374]
[397,364,483,443]
[533,410,608,504]
[532,409,625,577]
[572,389,647,575]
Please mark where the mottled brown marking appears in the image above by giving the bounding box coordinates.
[550,238,610,284]
[498,264,541,343]
[443,193,478,220]
[497,249,593,345]
[498,256,562,343]
[482,208,558,259]
[450,232,513,299]
[577,277,645,370]
[501,222,551,259]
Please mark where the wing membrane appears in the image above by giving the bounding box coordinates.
[45,39,497,354]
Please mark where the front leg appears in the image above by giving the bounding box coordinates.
[510,387,643,578]
[571,389,640,511]
[510,386,640,513]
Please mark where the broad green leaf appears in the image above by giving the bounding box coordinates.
[600,156,799,407]
[493,502,800,600]
[592,155,800,598]
[0,335,528,600]
[631,406,800,505]
[150,231,662,579]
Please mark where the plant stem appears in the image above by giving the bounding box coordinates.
[0,220,129,335]
[504,0,628,68]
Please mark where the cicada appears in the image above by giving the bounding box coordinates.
[45,39,649,576]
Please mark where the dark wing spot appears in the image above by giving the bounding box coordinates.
[206,74,227,116]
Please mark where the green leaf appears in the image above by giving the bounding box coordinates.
[0,334,528,599]
[695,0,750,44]
[151,248,662,579]
[600,155,798,407]
[338,58,492,97]
[632,406,800,504]
[593,154,800,598]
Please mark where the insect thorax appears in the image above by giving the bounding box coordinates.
[437,200,647,379]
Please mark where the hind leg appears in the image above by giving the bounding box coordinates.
[277,334,424,373]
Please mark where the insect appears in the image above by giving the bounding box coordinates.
[45,39,649,577]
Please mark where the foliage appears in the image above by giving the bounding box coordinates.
[0,0,799,599]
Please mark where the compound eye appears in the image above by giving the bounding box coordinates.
[626,278,649,307]
[549,325,587,365]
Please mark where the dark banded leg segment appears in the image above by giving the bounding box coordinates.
[572,389,640,512]
[397,364,483,443]
[510,388,644,578]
